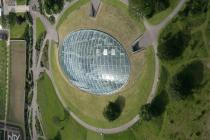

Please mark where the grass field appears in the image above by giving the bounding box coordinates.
[0,41,8,120]
[36,17,46,40]
[10,14,27,39]
[7,41,26,126]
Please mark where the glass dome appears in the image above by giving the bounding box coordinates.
[59,29,130,95]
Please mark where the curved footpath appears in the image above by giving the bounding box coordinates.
[44,0,187,134]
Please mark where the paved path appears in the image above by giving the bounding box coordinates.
[33,12,58,42]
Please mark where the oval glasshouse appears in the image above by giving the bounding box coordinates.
[59,29,130,95]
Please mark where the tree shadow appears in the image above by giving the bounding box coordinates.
[115,95,126,111]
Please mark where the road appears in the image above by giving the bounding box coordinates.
[29,0,187,137]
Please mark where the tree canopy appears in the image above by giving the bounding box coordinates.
[168,61,204,99]
[103,96,125,121]
[158,30,190,60]
[44,0,64,14]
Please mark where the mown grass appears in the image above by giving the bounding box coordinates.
[56,0,90,29]
[36,17,46,40]
[37,73,88,140]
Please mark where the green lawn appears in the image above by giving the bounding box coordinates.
[36,17,46,40]
[16,0,25,5]
[56,0,90,29]
[10,14,27,39]
[37,73,88,140]
[0,41,8,120]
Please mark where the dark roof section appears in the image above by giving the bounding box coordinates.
[90,0,101,17]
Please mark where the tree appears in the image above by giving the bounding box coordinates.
[158,31,190,60]
[150,91,168,117]
[8,12,17,26]
[49,15,55,24]
[168,61,204,99]
[103,96,125,121]
[16,15,26,25]
[44,0,64,14]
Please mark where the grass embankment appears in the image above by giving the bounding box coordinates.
[7,41,26,126]
[0,41,8,120]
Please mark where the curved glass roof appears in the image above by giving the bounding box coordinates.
[59,29,130,95]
